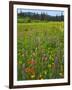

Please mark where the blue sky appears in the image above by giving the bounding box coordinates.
[17,8,64,16]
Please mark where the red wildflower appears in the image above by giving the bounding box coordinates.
[25,67,35,75]
[27,59,36,65]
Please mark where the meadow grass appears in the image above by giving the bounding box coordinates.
[17,22,64,80]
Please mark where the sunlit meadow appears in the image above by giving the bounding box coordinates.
[17,10,64,81]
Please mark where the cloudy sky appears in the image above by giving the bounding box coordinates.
[17,8,64,16]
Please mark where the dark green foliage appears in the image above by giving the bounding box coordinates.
[17,12,64,23]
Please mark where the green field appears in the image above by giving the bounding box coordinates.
[17,22,64,80]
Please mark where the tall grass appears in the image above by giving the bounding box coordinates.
[17,22,64,80]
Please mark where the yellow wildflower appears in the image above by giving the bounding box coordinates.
[40,74,42,78]
[48,64,51,68]
[19,60,22,65]
[41,78,44,80]
[59,73,63,76]
[31,75,35,78]
[44,71,47,75]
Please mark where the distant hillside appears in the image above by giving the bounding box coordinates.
[17,12,64,23]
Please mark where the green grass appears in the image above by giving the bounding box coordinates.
[17,22,64,80]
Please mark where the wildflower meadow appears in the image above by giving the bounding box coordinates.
[17,10,64,80]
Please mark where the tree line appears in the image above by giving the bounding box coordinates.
[17,12,64,22]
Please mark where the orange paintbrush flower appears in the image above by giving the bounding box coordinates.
[25,67,35,75]
[27,58,36,65]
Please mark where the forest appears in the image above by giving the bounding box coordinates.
[17,12,64,23]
